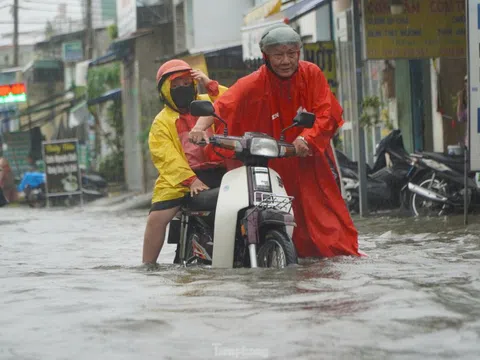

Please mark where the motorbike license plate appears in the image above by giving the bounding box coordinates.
[252,167,271,192]
[255,172,269,187]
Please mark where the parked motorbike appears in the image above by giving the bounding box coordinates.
[338,129,413,213]
[406,151,480,216]
[18,172,46,208]
[17,170,108,208]
[167,100,315,269]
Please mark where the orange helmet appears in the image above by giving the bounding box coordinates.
[156,59,192,90]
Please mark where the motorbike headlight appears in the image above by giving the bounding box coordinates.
[250,138,279,157]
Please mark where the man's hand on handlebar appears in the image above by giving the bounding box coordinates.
[190,178,209,196]
[293,137,310,157]
[189,128,209,144]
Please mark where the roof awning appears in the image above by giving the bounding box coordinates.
[154,43,242,77]
[88,29,154,68]
[155,41,241,64]
[87,88,122,106]
[283,0,331,23]
[190,41,242,56]
[241,0,331,61]
[88,51,121,67]
[110,28,153,50]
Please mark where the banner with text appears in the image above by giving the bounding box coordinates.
[43,139,82,196]
[303,41,338,97]
[363,0,466,59]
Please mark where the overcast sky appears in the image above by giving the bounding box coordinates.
[0,0,93,46]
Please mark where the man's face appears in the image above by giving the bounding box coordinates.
[265,44,300,78]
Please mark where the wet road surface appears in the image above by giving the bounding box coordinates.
[1,205,479,360]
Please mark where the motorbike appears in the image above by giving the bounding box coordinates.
[166,100,315,269]
[17,170,108,208]
[338,129,413,213]
[406,150,480,216]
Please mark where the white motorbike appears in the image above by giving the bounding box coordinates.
[166,100,315,269]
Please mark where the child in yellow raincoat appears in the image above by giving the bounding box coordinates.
[143,59,228,264]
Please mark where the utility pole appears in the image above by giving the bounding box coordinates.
[13,0,19,67]
[85,0,93,59]
[351,0,369,217]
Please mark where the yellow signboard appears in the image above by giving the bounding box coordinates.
[244,0,282,25]
[180,53,209,77]
[363,0,465,59]
[303,41,338,97]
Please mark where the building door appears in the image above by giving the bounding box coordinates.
[409,59,425,152]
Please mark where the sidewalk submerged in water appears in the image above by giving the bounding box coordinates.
[83,191,152,212]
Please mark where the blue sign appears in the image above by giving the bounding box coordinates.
[62,41,84,63]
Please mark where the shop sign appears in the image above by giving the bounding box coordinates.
[42,139,83,197]
[303,41,338,97]
[0,83,26,104]
[467,0,480,171]
[363,0,465,59]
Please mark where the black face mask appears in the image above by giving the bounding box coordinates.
[170,84,196,111]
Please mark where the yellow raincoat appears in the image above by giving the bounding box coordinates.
[149,77,228,204]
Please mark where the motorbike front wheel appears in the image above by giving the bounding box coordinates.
[257,229,298,268]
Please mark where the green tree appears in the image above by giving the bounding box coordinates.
[87,63,124,182]
[107,24,118,40]
[44,21,54,39]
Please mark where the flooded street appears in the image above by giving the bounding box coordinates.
[1,204,479,360]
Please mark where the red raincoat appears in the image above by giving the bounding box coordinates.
[208,61,360,258]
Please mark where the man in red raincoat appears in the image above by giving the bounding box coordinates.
[189,24,361,258]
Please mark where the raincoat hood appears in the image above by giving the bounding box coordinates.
[259,25,302,53]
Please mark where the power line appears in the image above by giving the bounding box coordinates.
[19,0,116,10]
[18,6,81,12]
[20,1,116,10]
[0,20,82,24]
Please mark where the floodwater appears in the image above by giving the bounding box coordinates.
[1,203,479,360]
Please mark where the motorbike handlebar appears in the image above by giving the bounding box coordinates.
[193,134,298,157]
[191,137,215,147]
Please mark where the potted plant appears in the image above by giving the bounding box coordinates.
[380,108,394,130]
[360,96,381,128]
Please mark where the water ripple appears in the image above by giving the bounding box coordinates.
[0,206,479,359]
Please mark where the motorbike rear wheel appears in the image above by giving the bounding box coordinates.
[257,229,298,268]
[25,186,46,208]
[410,175,450,217]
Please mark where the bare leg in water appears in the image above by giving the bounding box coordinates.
[142,206,180,264]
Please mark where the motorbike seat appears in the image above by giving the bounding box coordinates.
[422,152,464,169]
[184,188,219,211]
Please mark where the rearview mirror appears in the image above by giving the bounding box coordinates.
[190,100,215,117]
[293,111,315,128]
